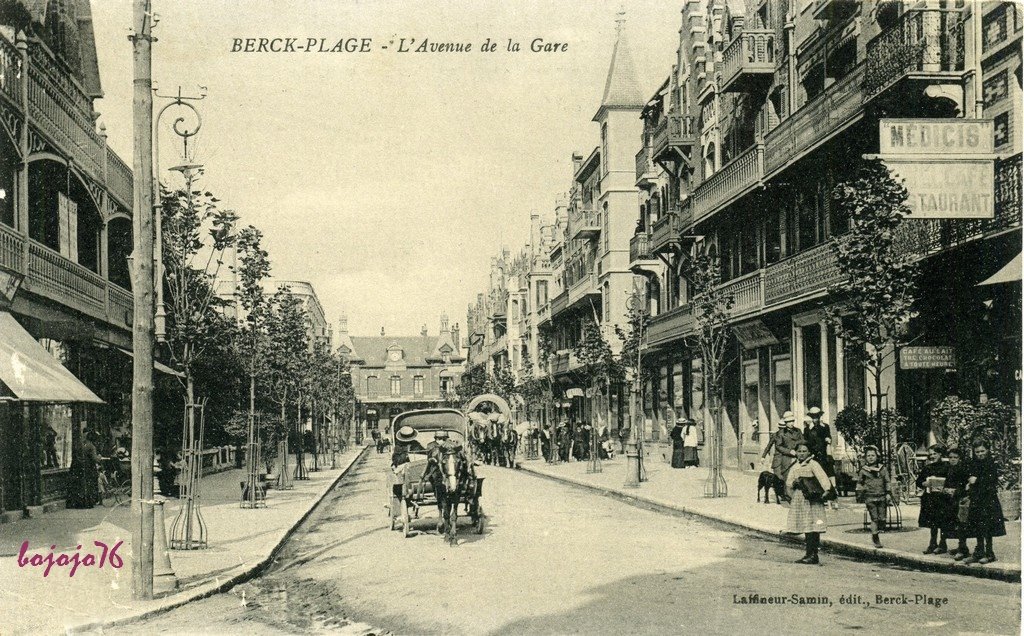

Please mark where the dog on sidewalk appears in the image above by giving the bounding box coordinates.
[756,470,785,504]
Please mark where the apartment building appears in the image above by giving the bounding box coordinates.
[628,0,1022,468]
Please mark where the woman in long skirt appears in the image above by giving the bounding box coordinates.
[669,420,685,468]
[786,442,832,565]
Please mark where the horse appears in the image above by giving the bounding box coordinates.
[423,443,471,545]
[500,427,519,467]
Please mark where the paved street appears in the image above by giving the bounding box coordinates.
[115,452,1020,635]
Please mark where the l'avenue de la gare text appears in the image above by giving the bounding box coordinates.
[732,593,950,608]
[230,37,569,54]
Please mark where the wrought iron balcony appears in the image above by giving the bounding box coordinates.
[720,270,764,318]
[646,303,695,348]
[570,208,600,242]
[651,114,696,166]
[865,7,965,101]
[765,63,864,177]
[763,242,844,307]
[691,144,764,225]
[720,29,776,94]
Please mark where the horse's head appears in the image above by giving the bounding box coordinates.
[439,446,466,492]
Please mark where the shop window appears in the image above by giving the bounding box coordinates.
[994,112,1011,148]
[984,70,1009,107]
[42,405,74,470]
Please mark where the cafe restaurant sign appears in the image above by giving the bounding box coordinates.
[900,346,957,370]
[877,119,994,220]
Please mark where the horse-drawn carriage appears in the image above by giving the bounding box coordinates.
[388,408,485,542]
[465,394,520,467]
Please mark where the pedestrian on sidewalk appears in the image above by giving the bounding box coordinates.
[804,408,837,507]
[762,411,803,496]
[669,418,686,468]
[785,442,832,565]
[916,444,952,554]
[67,431,100,509]
[963,439,1006,565]
[856,446,890,549]
[945,447,973,560]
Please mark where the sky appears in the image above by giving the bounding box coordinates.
[89,0,681,338]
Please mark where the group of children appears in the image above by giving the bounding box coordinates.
[858,439,1007,564]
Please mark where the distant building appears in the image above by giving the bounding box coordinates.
[263,279,331,349]
[339,315,465,435]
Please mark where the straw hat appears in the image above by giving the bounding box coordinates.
[781,411,796,423]
[807,406,823,417]
[396,426,416,443]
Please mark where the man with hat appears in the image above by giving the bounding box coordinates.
[762,411,804,489]
[804,407,836,485]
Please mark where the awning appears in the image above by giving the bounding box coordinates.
[0,312,103,403]
[115,348,185,378]
[978,253,1022,286]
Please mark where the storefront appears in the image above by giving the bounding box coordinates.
[0,312,103,513]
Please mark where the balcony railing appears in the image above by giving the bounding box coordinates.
[652,114,696,164]
[635,145,656,188]
[550,291,569,316]
[721,29,776,93]
[0,33,20,106]
[629,232,654,263]
[765,63,864,176]
[106,148,134,209]
[26,240,107,316]
[27,44,105,178]
[865,8,965,100]
[691,143,764,224]
[720,270,764,318]
[0,223,24,273]
[893,153,1022,259]
[107,283,133,329]
[647,303,695,347]
[570,208,600,241]
[650,209,679,254]
[764,242,844,307]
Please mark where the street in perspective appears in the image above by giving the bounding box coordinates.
[0,0,1022,634]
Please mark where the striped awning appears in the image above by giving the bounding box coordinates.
[0,312,102,403]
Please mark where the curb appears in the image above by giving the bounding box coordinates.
[66,445,371,634]
[518,463,1020,584]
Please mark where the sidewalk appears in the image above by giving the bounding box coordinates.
[0,445,368,635]
[519,446,1020,583]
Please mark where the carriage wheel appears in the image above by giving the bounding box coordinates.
[474,504,486,534]
[401,499,412,538]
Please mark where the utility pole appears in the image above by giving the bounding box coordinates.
[129,0,155,600]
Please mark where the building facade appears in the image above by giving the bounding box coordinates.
[339,316,465,437]
[0,1,141,512]
[627,0,1021,468]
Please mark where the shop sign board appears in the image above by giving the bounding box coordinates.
[900,346,956,370]
[877,119,995,219]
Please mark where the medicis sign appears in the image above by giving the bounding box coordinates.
[877,119,995,219]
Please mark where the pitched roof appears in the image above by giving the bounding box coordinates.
[594,16,644,120]
[348,336,464,367]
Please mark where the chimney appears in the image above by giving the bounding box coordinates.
[339,314,348,335]
[421,324,428,337]
[380,326,385,336]
[452,322,461,350]
[440,314,450,333]
[572,153,584,174]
